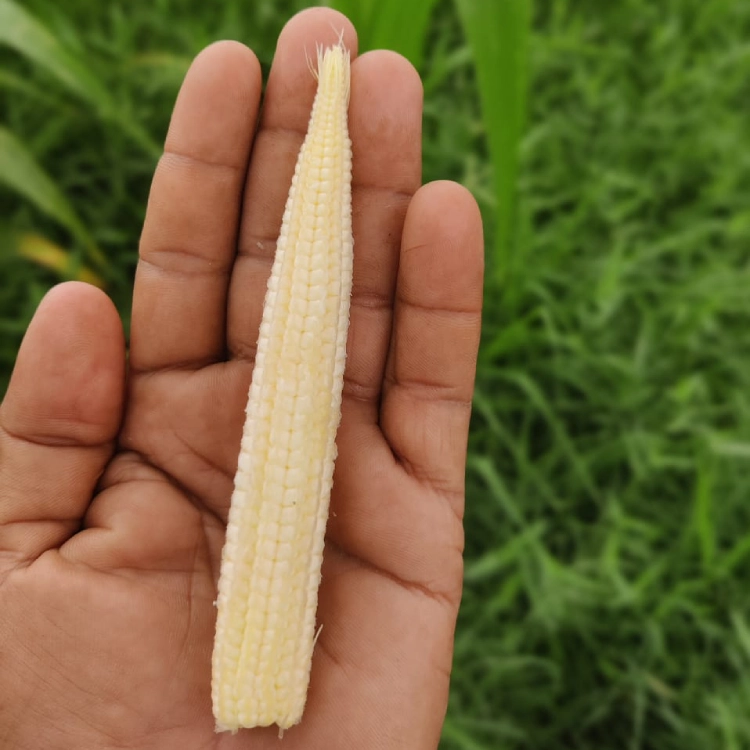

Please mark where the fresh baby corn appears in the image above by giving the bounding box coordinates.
[211,42,353,732]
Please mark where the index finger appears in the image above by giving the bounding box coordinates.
[130,41,262,374]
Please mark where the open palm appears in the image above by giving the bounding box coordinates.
[0,9,483,750]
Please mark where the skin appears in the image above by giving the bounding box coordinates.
[0,8,483,750]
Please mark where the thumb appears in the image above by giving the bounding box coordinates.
[0,282,125,563]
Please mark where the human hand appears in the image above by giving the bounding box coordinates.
[0,8,483,749]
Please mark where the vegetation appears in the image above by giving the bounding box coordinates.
[2,0,750,747]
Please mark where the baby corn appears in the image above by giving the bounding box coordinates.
[211,42,353,732]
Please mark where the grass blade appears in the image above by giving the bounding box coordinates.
[454,0,531,274]
[325,0,378,43]
[0,0,158,156]
[0,0,111,110]
[0,126,103,267]
[16,232,105,288]
[367,0,440,69]
[327,0,439,68]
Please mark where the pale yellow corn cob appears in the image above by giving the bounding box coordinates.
[211,42,353,733]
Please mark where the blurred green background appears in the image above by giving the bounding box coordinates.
[2,0,750,747]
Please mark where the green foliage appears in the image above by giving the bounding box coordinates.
[454,0,531,275]
[0,0,158,155]
[454,0,750,746]
[328,0,440,69]
[0,126,102,265]
[329,0,531,272]
[0,0,113,106]
[1,0,750,748]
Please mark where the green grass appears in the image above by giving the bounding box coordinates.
[2,0,750,748]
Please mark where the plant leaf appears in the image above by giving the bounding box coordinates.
[0,0,158,156]
[454,0,531,274]
[16,232,105,288]
[325,0,379,46]
[0,126,104,267]
[367,0,440,69]
[0,0,112,111]
[327,0,438,68]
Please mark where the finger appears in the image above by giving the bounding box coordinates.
[227,7,359,361]
[130,41,262,374]
[342,50,423,414]
[0,283,125,561]
[381,181,484,508]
